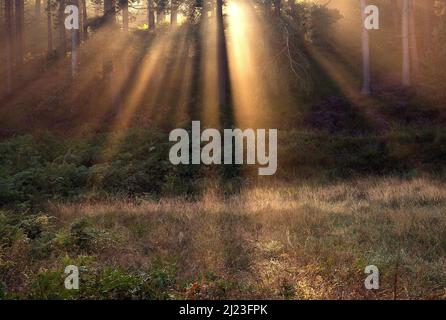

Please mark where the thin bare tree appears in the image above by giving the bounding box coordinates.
[148,0,155,30]
[360,0,371,94]
[5,0,13,93]
[47,0,53,55]
[15,0,25,68]
[402,0,411,86]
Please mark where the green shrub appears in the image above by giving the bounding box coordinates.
[0,212,25,246]
[26,260,176,300]
[0,128,186,209]
[69,219,98,252]
[1,127,446,210]
[28,269,73,300]
[0,282,5,299]
[20,215,52,240]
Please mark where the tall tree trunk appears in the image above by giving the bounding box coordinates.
[5,0,13,94]
[171,2,178,26]
[47,0,53,56]
[156,7,165,25]
[216,0,230,111]
[104,0,116,23]
[82,0,88,40]
[103,0,116,76]
[402,0,411,86]
[148,0,155,30]
[15,0,25,68]
[35,0,42,17]
[71,0,80,77]
[360,0,371,94]
[409,0,419,79]
[121,0,129,31]
[58,0,67,57]
[288,0,297,18]
[273,0,281,17]
[208,0,214,17]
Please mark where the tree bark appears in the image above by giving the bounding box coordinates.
[148,0,155,30]
[15,0,25,67]
[121,0,129,31]
[216,0,230,110]
[47,0,53,55]
[156,7,165,25]
[71,0,80,78]
[5,0,13,93]
[35,0,42,18]
[104,0,116,23]
[103,0,117,76]
[408,0,419,79]
[58,0,67,57]
[171,2,178,26]
[402,0,411,87]
[360,0,371,94]
[288,0,297,18]
[82,0,88,40]
[273,0,281,17]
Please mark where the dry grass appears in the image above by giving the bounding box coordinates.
[43,176,446,299]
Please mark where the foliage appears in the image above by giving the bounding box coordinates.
[0,127,202,210]
[2,125,446,210]
[27,260,177,299]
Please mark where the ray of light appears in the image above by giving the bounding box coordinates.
[200,13,221,128]
[99,27,192,161]
[226,0,287,129]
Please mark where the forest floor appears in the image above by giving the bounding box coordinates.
[1,177,446,299]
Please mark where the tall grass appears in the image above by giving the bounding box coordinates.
[2,177,445,299]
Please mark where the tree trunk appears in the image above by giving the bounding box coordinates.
[171,3,178,26]
[288,0,297,18]
[273,0,281,17]
[402,0,411,86]
[5,0,13,93]
[35,0,42,18]
[360,0,371,94]
[47,0,53,55]
[58,0,67,57]
[156,8,165,25]
[71,0,80,78]
[409,0,419,79]
[15,0,25,68]
[82,0,88,40]
[103,0,116,76]
[216,0,230,111]
[104,0,116,23]
[121,0,129,31]
[148,0,155,30]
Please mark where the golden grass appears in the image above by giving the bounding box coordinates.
[48,177,446,299]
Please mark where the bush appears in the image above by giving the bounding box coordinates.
[1,126,446,210]
[0,211,24,246]
[26,259,177,300]
[0,127,198,210]
[20,215,52,240]
[68,218,104,252]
